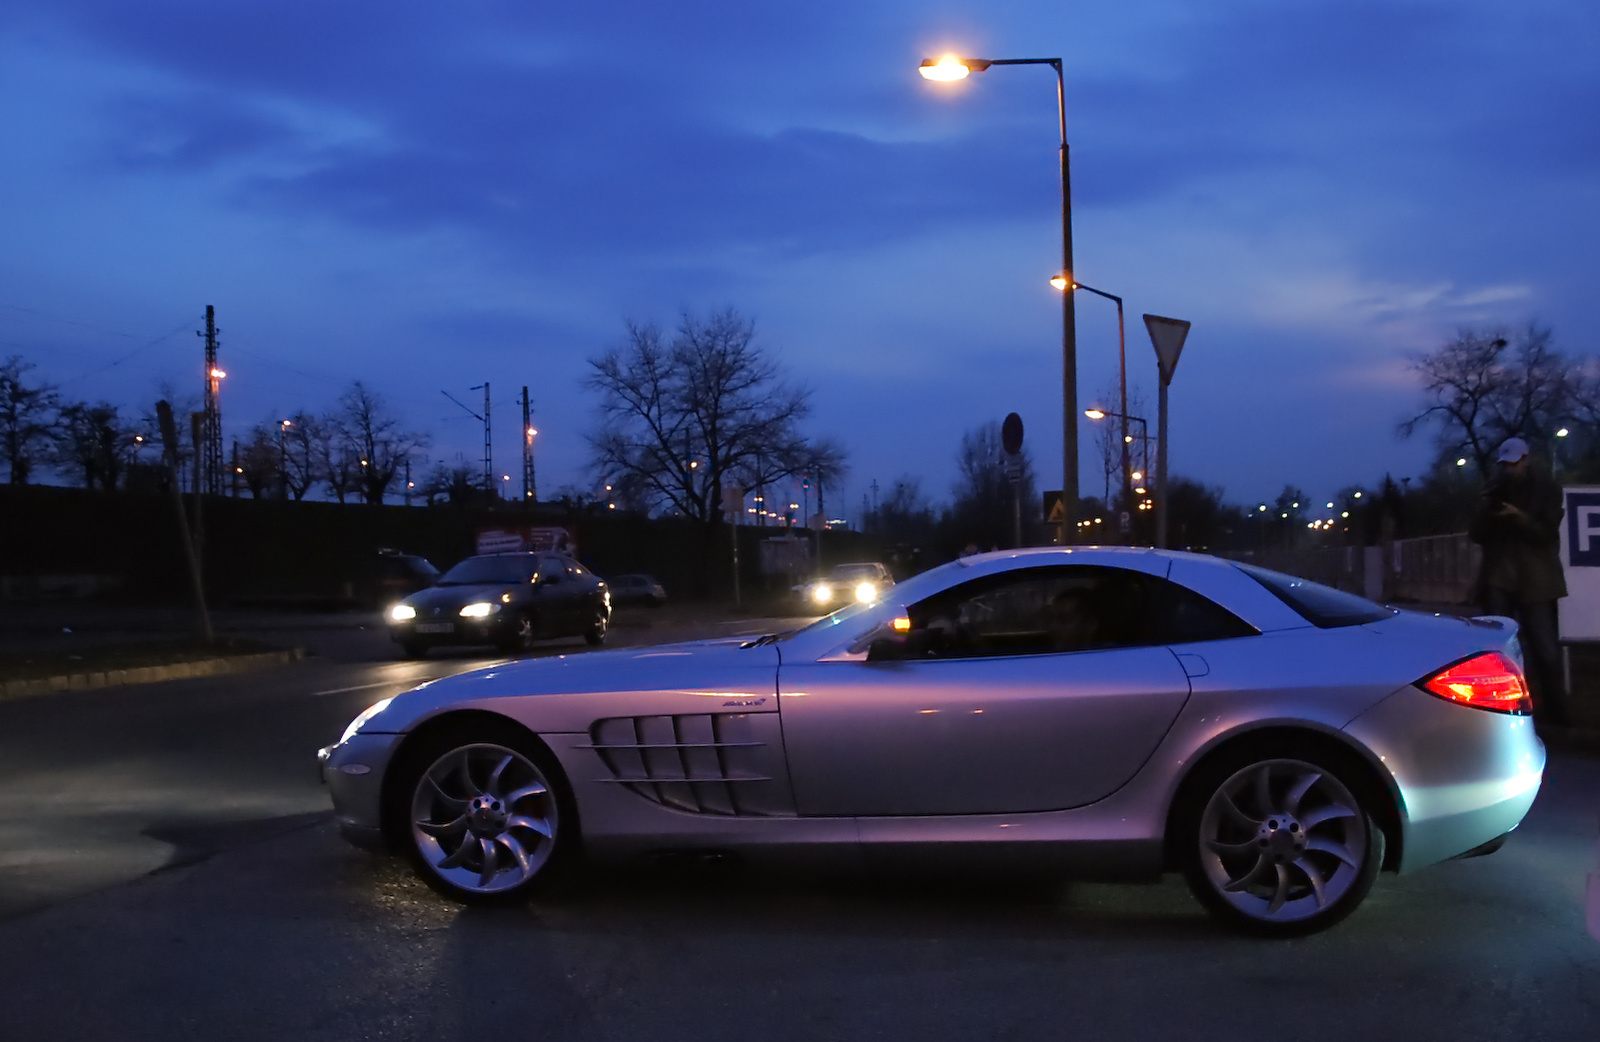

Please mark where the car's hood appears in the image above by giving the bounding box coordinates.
[364,638,783,735]
[404,583,520,610]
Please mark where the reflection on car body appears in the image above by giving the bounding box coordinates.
[325,546,1545,935]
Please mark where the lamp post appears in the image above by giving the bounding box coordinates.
[278,419,291,499]
[1084,407,1148,541]
[1058,278,1127,535]
[921,54,1077,542]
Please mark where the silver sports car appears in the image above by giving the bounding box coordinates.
[320,547,1545,935]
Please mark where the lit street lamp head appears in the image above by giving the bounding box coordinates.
[918,56,992,81]
[1084,408,1107,420]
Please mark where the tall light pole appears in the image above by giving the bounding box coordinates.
[1084,407,1148,541]
[921,54,1077,542]
[1057,277,1127,537]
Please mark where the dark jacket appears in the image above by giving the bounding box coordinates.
[1468,466,1567,603]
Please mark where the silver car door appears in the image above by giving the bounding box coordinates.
[777,565,1196,817]
[779,648,1191,816]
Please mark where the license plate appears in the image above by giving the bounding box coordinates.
[415,622,454,634]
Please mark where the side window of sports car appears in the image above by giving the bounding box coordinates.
[896,566,1256,660]
[1136,575,1258,645]
[900,567,1118,658]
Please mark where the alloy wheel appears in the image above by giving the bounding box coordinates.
[409,742,560,896]
[1191,756,1375,931]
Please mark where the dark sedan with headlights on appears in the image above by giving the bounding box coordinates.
[385,552,610,658]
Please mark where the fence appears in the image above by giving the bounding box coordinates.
[1227,532,1480,608]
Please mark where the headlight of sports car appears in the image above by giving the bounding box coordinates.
[459,602,499,618]
[339,697,394,744]
[855,582,878,603]
[812,584,834,604]
[388,604,416,621]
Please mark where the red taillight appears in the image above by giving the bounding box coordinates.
[1420,652,1530,714]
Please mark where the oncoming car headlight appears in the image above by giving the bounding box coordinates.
[812,584,834,604]
[339,697,394,745]
[388,604,416,622]
[459,602,499,618]
[855,582,877,603]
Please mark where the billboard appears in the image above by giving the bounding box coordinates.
[1558,486,1600,641]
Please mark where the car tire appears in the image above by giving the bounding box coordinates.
[392,722,573,903]
[584,608,607,646]
[496,613,535,655]
[399,639,427,659]
[1176,751,1383,936]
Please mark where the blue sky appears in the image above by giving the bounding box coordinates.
[2,0,1596,519]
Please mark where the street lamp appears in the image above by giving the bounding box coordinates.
[1061,279,1128,534]
[921,53,1077,542]
[278,419,291,499]
[1084,407,1149,539]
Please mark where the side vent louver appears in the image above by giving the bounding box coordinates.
[584,713,777,816]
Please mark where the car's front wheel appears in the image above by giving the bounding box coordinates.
[584,608,607,646]
[1178,752,1382,936]
[396,725,571,902]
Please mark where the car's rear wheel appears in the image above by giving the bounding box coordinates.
[397,725,571,902]
[1178,753,1381,936]
[584,608,607,646]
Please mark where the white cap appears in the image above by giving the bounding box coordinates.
[1496,437,1529,463]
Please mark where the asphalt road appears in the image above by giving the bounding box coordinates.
[0,614,1597,1040]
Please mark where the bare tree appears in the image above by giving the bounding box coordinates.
[1400,325,1576,478]
[313,415,360,505]
[587,310,846,528]
[236,423,281,498]
[0,356,60,485]
[336,382,429,505]
[279,411,324,501]
[947,421,1036,549]
[54,401,131,490]
[870,475,938,544]
[420,462,483,505]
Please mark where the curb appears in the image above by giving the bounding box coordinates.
[0,647,305,703]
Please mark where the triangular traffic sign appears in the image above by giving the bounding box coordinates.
[1143,314,1191,385]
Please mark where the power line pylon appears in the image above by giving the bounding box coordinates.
[521,386,537,503]
[198,305,224,496]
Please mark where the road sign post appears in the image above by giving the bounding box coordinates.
[1142,315,1191,549]
[722,485,745,609]
[1002,413,1025,547]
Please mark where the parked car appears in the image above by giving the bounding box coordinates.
[607,573,667,608]
[371,549,439,608]
[794,561,895,610]
[384,552,610,658]
[323,546,1544,934]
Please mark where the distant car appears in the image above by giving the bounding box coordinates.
[385,552,610,658]
[796,561,895,610]
[324,547,1544,934]
[608,573,667,608]
[372,549,439,608]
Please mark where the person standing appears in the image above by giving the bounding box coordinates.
[1469,436,1570,726]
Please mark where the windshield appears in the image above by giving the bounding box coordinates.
[828,564,881,582]
[1235,562,1395,628]
[763,557,978,645]
[438,555,535,586]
